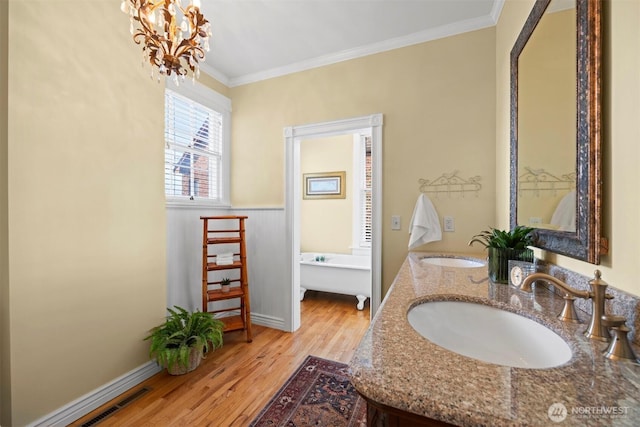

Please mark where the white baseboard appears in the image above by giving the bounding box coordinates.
[27,361,161,427]
[251,312,285,330]
[27,313,283,427]
[216,310,285,331]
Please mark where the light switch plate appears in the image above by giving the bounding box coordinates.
[443,216,455,232]
[391,215,401,230]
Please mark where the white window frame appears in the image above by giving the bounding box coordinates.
[164,80,231,208]
[351,131,372,255]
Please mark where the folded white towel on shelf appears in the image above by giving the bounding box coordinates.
[216,252,234,265]
[408,193,442,250]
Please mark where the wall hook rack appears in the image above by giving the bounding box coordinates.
[418,170,482,198]
[518,167,575,197]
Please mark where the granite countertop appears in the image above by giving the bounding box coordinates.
[348,252,640,426]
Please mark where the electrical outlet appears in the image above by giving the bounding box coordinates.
[391,215,401,230]
[529,217,542,225]
[443,216,455,232]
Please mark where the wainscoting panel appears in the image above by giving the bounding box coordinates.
[166,207,288,330]
[232,208,288,327]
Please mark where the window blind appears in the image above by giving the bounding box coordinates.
[164,89,223,201]
[360,136,373,245]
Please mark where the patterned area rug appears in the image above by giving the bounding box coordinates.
[250,355,367,427]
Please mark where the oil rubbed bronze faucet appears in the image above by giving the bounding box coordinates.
[520,270,612,342]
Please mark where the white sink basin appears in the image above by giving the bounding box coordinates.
[420,257,485,268]
[407,301,572,369]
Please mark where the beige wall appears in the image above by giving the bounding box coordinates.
[231,28,496,294]
[199,71,231,99]
[1,0,9,423]
[300,135,354,254]
[4,1,167,425]
[496,0,640,295]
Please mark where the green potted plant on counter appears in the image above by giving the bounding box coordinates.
[145,306,224,375]
[469,225,535,283]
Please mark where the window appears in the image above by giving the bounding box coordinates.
[353,133,372,252]
[164,82,231,206]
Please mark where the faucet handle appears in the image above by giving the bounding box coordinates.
[557,294,582,324]
[601,315,639,363]
[601,315,626,328]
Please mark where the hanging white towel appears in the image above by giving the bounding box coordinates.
[408,194,442,250]
[550,190,576,231]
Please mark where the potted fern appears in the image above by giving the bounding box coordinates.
[145,306,224,375]
[469,226,535,283]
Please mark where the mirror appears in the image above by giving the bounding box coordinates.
[517,0,576,232]
[510,0,605,264]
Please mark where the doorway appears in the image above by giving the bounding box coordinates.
[284,114,383,332]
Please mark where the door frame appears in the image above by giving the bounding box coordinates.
[283,114,383,331]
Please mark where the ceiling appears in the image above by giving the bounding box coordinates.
[198,0,504,87]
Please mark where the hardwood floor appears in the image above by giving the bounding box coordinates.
[70,291,370,426]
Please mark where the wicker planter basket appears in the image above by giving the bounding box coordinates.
[167,347,204,376]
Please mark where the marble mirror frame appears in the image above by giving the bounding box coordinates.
[510,0,606,264]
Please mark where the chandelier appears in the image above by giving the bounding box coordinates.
[120,0,211,82]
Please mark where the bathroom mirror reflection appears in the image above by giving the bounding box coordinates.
[516,0,576,232]
[510,0,605,264]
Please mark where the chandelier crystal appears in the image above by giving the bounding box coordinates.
[121,0,211,82]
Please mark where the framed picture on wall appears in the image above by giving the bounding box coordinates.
[303,171,346,199]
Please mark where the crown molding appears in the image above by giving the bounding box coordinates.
[490,0,506,24]
[228,13,497,87]
[198,62,231,87]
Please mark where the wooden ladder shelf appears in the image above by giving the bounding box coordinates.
[200,215,252,342]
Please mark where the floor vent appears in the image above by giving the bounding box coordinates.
[80,387,150,426]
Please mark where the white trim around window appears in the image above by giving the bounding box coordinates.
[351,132,372,255]
[164,80,232,208]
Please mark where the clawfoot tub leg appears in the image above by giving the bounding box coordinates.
[356,295,367,310]
[300,287,307,301]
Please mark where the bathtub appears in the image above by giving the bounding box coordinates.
[300,252,371,310]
